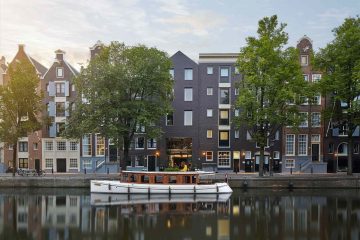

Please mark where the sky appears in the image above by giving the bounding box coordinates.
[0,0,359,70]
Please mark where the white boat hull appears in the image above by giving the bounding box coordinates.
[90,180,233,194]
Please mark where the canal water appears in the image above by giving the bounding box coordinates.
[0,188,359,240]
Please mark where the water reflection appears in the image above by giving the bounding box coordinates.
[0,189,359,239]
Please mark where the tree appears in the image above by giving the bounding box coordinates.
[65,42,173,170]
[0,60,43,176]
[234,15,307,176]
[315,16,360,175]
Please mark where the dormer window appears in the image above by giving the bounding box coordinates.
[56,67,64,78]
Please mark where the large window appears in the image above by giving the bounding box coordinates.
[147,138,157,149]
[311,113,321,127]
[312,74,321,83]
[219,109,229,125]
[219,131,230,147]
[57,141,66,151]
[45,159,53,169]
[313,94,321,105]
[56,82,65,97]
[184,88,193,101]
[298,134,308,156]
[83,159,92,169]
[18,158,28,168]
[19,142,28,152]
[56,102,65,117]
[219,88,230,104]
[286,134,295,155]
[45,141,53,151]
[219,67,230,83]
[70,141,78,151]
[69,159,78,168]
[184,111,192,126]
[299,112,308,127]
[135,137,145,149]
[184,69,193,80]
[82,134,92,156]
[218,151,231,167]
[96,135,105,156]
[166,113,173,126]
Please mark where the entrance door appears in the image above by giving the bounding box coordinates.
[147,156,156,171]
[233,159,240,172]
[56,158,66,172]
[255,156,269,172]
[35,159,40,172]
[312,144,320,161]
[245,159,252,172]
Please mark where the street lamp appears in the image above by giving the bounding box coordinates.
[155,150,160,171]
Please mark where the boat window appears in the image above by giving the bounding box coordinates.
[169,176,177,184]
[141,175,149,183]
[184,176,191,184]
[192,176,197,183]
[130,175,136,183]
[155,176,163,183]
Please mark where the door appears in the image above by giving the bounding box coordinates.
[245,159,252,172]
[311,144,320,162]
[35,159,40,172]
[147,156,156,171]
[56,158,66,172]
[233,159,240,173]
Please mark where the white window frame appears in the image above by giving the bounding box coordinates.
[45,141,53,151]
[273,151,280,159]
[286,134,295,156]
[147,138,157,149]
[298,134,308,156]
[220,67,229,77]
[69,141,78,151]
[207,109,213,117]
[234,109,239,117]
[207,87,213,96]
[234,88,239,96]
[69,158,78,168]
[95,134,105,156]
[234,130,239,139]
[57,141,66,151]
[184,88,193,101]
[207,130,213,139]
[56,67,64,78]
[135,136,145,149]
[300,55,308,66]
[285,159,295,168]
[206,151,213,161]
[303,74,309,81]
[82,134,92,156]
[312,74,321,83]
[299,112,308,128]
[83,159,92,169]
[218,151,231,168]
[245,151,251,159]
[45,158,54,169]
[184,69,193,81]
[169,69,174,79]
[311,112,321,127]
[207,66,213,75]
[184,110,193,126]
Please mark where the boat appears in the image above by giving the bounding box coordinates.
[90,171,232,194]
[91,193,232,206]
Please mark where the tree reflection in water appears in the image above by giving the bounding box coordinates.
[0,189,359,239]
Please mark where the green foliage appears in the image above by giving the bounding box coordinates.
[235,15,307,176]
[315,16,360,175]
[164,167,180,172]
[65,42,174,169]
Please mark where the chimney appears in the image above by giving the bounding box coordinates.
[90,40,103,60]
[18,44,25,52]
[0,56,5,65]
[55,49,65,61]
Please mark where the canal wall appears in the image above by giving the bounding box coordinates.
[0,174,359,189]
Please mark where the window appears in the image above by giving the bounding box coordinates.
[299,112,308,127]
[206,151,213,161]
[285,159,295,168]
[234,67,240,74]
[184,88,193,101]
[207,130,213,139]
[303,74,309,81]
[245,151,251,159]
[246,131,252,140]
[45,141,53,151]
[328,143,334,154]
[234,130,239,139]
[55,82,65,97]
[219,109,229,125]
[69,159,78,168]
[166,113,173,126]
[299,96,308,105]
[56,123,65,135]
[274,151,280,159]
[218,151,231,167]
[234,109,239,117]
[184,111,192,126]
[313,94,321,105]
[219,88,230,104]
[207,87,213,96]
[300,55,308,66]
[18,158,28,168]
[207,109,213,117]
[56,102,65,117]
[69,197,78,207]
[19,142,28,152]
[354,144,359,154]
[136,124,145,133]
[220,67,229,77]
[135,156,145,166]
[184,69,193,80]
[286,134,295,155]
[312,74,321,83]
[33,143,38,150]
[57,141,66,151]
[71,84,75,91]
[169,69,174,79]
[70,141,78,151]
[298,134,308,156]
[339,124,348,136]
[56,67,64,78]
[311,134,320,142]
[311,113,321,127]
[147,138,157,149]
[135,137,145,149]
[45,159,53,169]
[96,135,105,155]
[83,159,92,169]
[219,131,230,147]
[207,66,213,75]
[275,130,280,140]
[234,88,239,95]
[82,134,92,156]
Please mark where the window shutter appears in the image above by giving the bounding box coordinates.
[332,128,339,136]
[49,123,56,137]
[48,82,55,96]
[65,81,70,97]
[48,102,55,117]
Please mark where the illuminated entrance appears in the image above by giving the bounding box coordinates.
[166,138,192,168]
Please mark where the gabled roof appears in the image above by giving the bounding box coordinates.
[170,51,198,65]
[29,56,48,77]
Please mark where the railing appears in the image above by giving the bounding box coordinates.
[299,160,312,173]
[96,160,105,169]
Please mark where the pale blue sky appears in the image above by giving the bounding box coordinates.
[0,0,359,69]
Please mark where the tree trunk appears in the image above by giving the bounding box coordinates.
[347,133,353,175]
[12,143,17,177]
[259,146,264,177]
[122,136,131,171]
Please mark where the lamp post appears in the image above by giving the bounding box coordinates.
[155,150,160,171]
[334,152,338,173]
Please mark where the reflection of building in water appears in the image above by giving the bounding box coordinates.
[41,195,80,238]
